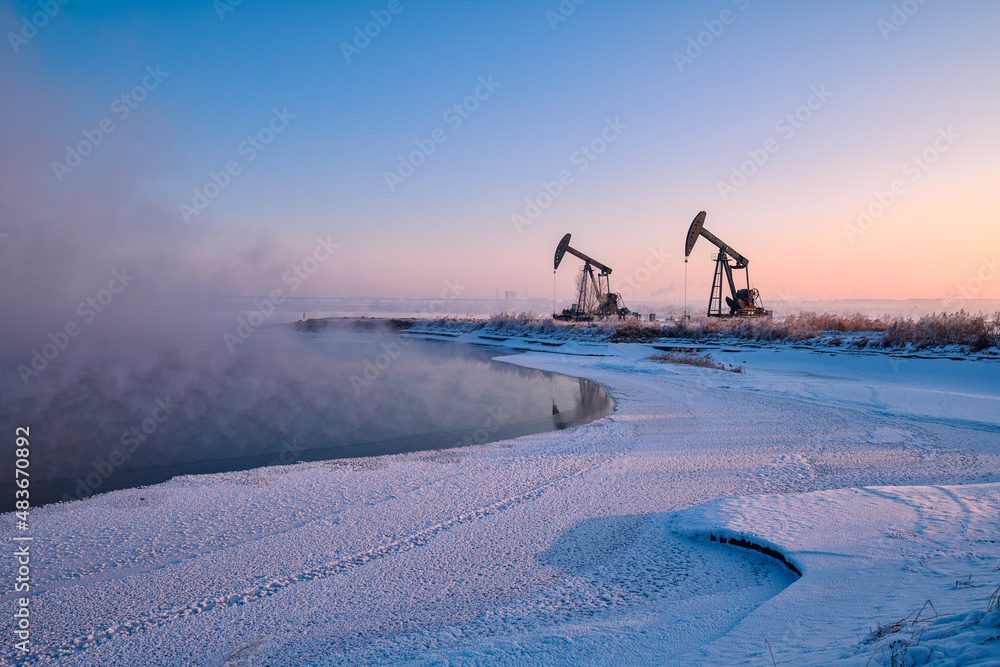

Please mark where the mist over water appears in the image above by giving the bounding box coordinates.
[0,331,611,510]
[0,55,614,513]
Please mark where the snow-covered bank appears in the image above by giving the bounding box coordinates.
[674,485,1000,666]
[2,336,998,665]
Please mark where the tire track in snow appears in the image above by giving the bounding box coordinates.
[8,466,593,666]
[932,485,975,528]
[5,469,467,598]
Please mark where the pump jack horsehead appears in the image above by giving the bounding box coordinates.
[684,211,771,318]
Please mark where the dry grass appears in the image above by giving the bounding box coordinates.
[671,312,888,338]
[882,311,996,351]
[650,310,998,350]
[410,310,1000,351]
[664,310,999,350]
[859,587,1000,667]
[485,312,618,339]
[648,351,743,373]
[863,600,938,667]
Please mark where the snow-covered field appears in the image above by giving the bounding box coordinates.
[2,334,998,666]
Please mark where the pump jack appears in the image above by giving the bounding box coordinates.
[553,233,630,321]
[684,211,771,318]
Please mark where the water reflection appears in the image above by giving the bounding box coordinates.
[552,377,610,431]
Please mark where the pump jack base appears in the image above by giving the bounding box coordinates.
[553,313,594,322]
[708,308,773,319]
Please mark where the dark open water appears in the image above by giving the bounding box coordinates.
[1,333,612,510]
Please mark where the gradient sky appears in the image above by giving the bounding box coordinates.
[2,0,998,311]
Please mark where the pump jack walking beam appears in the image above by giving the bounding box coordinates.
[684,211,749,269]
[554,234,613,275]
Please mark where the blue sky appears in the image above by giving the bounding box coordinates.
[2,0,998,306]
